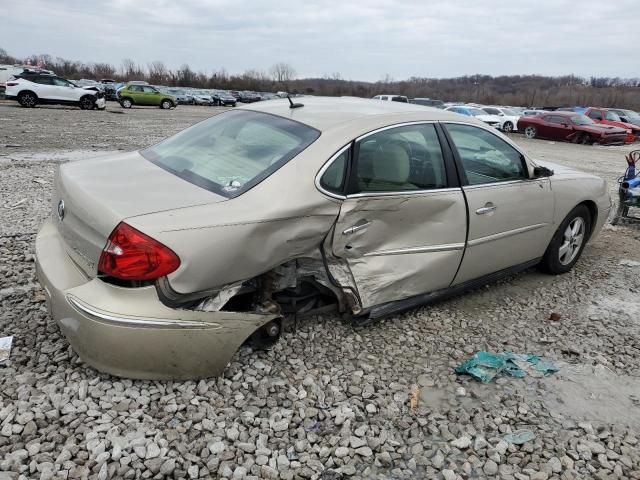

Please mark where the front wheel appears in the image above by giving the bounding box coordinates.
[524,125,537,139]
[539,205,591,274]
[502,121,514,133]
[579,133,593,145]
[79,96,95,110]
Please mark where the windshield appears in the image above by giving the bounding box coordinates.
[141,110,320,198]
[469,108,487,116]
[502,108,518,116]
[571,115,594,126]
[622,109,640,119]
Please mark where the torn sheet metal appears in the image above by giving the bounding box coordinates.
[0,336,13,362]
[194,282,244,312]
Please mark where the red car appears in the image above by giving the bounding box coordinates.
[584,107,639,143]
[518,111,627,145]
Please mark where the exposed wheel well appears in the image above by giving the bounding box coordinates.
[18,90,37,98]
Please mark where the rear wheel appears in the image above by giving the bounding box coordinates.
[18,91,37,108]
[502,121,514,133]
[79,96,95,110]
[524,125,537,139]
[160,99,172,109]
[539,205,591,274]
[120,98,133,109]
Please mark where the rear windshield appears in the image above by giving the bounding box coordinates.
[141,110,320,198]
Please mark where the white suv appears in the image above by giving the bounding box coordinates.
[5,73,106,110]
[373,94,409,103]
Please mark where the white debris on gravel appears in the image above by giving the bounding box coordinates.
[0,105,639,479]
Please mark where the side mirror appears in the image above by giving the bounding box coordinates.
[533,166,554,178]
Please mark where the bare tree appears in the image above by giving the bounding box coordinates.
[270,63,296,83]
[147,61,168,85]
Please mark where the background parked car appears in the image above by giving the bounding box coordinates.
[608,108,640,128]
[166,89,194,105]
[5,72,105,110]
[212,91,237,106]
[410,98,445,108]
[481,106,521,133]
[193,93,214,106]
[238,91,261,103]
[373,94,409,102]
[584,107,640,143]
[444,105,501,128]
[518,111,626,145]
[118,84,176,109]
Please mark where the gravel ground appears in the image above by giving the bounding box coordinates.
[1,101,639,480]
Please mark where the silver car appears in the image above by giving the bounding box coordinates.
[35,97,610,379]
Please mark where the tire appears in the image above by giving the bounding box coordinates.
[502,121,514,133]
[120,98,133,109]
[18,91,37,108]
[160,99,172,109]
[539,205,591,274]
[79,96,95,110]
[579,133,593,145]
[524,125,537,139]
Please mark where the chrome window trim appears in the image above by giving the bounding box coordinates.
[315,120,454,200]
[67,294,220,330]
[467,223,548,247]
[364,242,465,257]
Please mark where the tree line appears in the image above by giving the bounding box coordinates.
[2,47,639,109]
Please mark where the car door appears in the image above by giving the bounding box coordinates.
[127,85,144,104]
[47,77,77,101]
[328,122,467,309]
[142,86,162,105]
[541,115,569,140]
[443,123,554,284]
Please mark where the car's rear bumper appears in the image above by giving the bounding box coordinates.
[35,218,277,380]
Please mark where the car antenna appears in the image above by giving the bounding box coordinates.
[288,95,304,109]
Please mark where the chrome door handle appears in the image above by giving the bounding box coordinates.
[343,221,372,235]
[476,205,497,215]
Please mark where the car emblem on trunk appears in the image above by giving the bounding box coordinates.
[57,199,65,221]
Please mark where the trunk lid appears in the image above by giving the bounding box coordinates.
[53,151,225,277]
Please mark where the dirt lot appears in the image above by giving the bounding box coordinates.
[1,101,639,480]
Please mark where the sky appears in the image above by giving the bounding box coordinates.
[1,0,639,81]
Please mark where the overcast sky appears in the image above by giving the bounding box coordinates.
[2,0,639,81]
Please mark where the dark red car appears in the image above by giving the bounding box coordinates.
[517,112,627,145]
[584,107,639,143]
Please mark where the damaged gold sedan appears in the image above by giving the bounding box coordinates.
[35,97,610,379]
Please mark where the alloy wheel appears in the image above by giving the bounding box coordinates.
[503,122,513,133]
[20,93,36,107]
[558,217,585,265]
[524,126,536,138]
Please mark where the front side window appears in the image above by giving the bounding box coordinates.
[142,110,320,198]
[445,123,527,186]
[354,123,447,192]
[588,110,603,120]
[605,111,621,121]
[143,86,158,93]
[52,77,70,87]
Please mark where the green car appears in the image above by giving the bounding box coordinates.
[118,84,176,109]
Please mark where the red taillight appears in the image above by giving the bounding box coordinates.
[98,222,180,281]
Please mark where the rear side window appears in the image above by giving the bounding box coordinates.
[320,148,348,194]
[142,110,320,198]
[354,123,447,192]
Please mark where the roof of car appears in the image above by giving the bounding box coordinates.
[239,96,465,131]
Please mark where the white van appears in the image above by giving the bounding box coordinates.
[372,94,408,103]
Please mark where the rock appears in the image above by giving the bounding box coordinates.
[451,436,472,449]
[547,457,562,473]
[335,447,350,458]
[355,446,373,457]
[442,469,457,480]
[432,450,445,469]
[483,460,498,476]
[160,459,175,476]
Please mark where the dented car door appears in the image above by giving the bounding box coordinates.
[329,123,467,309]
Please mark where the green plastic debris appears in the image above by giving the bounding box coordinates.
[454,351,558,383]
[503,430,536,445]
